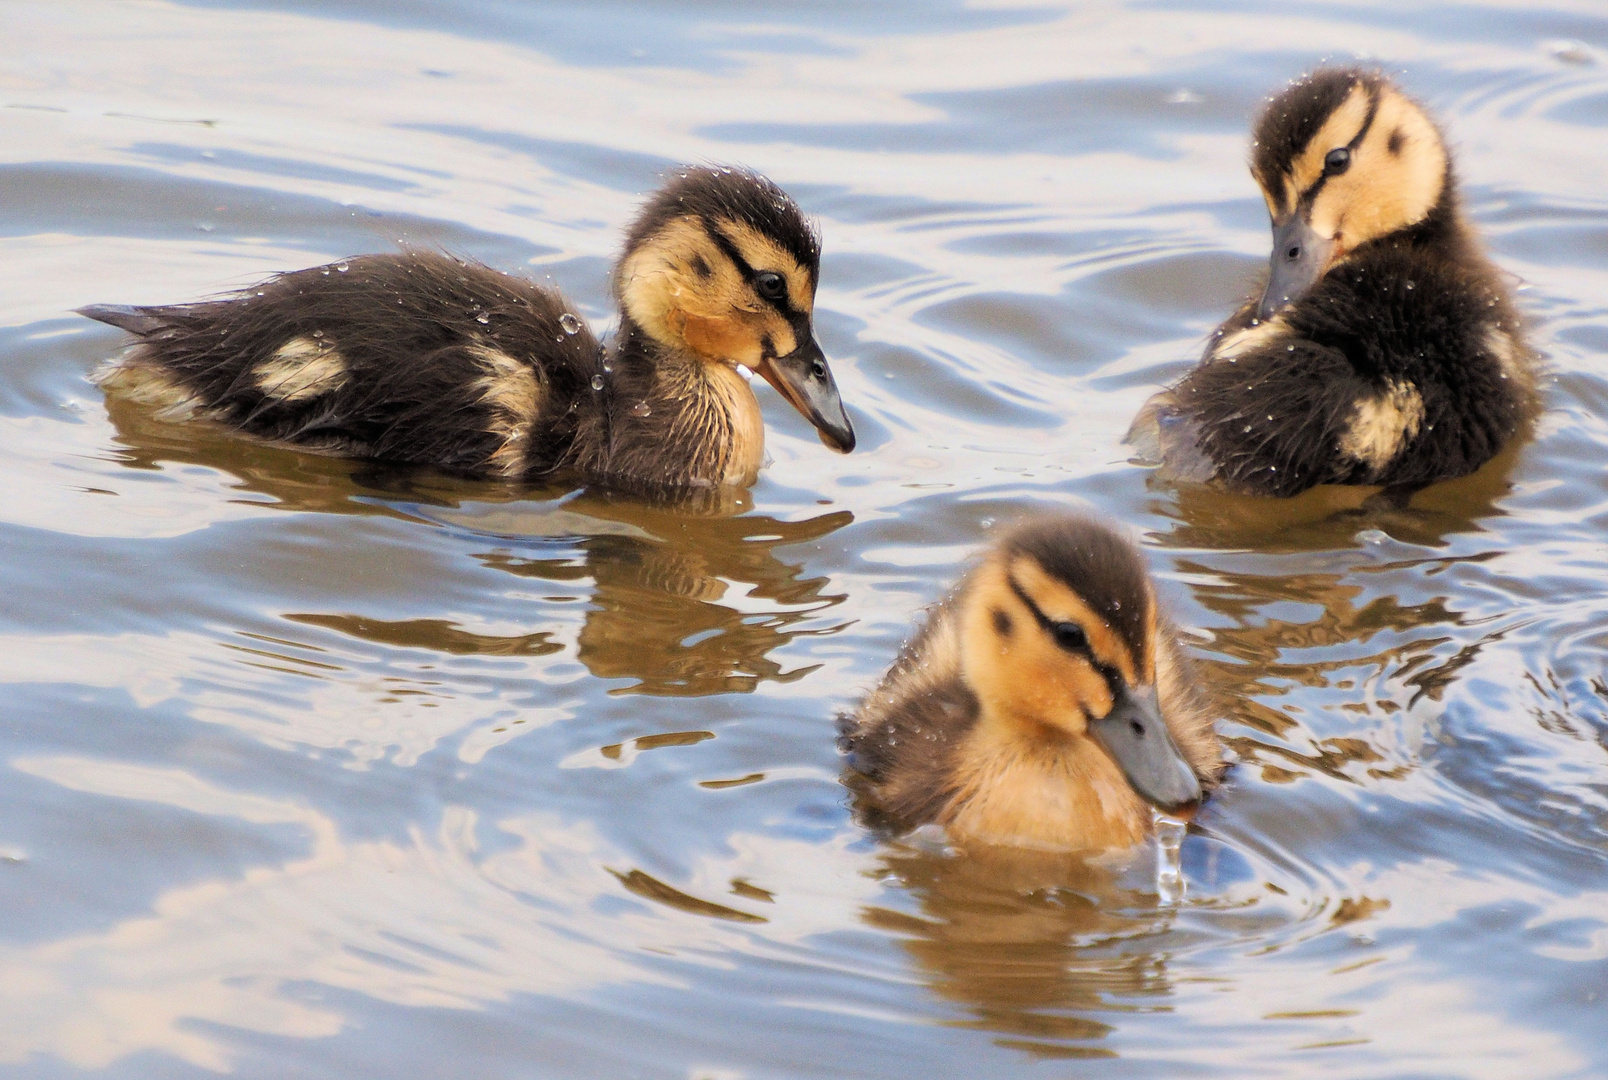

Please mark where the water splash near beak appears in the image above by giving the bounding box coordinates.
[1154,811,1187,904]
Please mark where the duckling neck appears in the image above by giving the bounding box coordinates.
[599,317,765,487]
[1376,172,1476,261]
[946,703,1151,851]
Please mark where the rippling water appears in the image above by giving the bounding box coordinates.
[2,2,1606,1076]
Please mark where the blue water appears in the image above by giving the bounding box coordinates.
[0,2,1605,1077]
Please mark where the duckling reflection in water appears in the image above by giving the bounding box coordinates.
[1129,67,1539,497]
[866,842,1184,1057]
[80,166,854,491]
[839,513,1223,852]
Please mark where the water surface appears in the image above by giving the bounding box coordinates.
[1,1,1606,1077]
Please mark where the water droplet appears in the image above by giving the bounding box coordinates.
[312,329,324,338]
[320,268,330,275]
[559,312,582,335]
[979,517,995,529]
[1154,813,1186,904]
[335,262,349,273]
[476,312,490,325]
[1286,344,1295,352]
[591,375,605,391]
[630,401,651,417]
[1404,281,1414,290]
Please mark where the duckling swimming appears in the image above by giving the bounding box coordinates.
[80,166,854,490]
[1129,68,1537,497]
[838,513,1222,852]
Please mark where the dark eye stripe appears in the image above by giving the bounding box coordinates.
[1298,84,1381,208]
[700,219,800,314]
[1005,572,1128,701]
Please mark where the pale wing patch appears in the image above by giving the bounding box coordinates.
[468,344,541,477]
[1483,325,1533,391]
[93,360,207,421]
[1309,87,1446,246]
[254,337,349,403]
[1338,379,1424,471]
[1210,315,1288,361]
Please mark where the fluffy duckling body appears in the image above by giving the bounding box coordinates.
[1129,68,1537,497]
[82,167,854,490]
[839,514,1222,852]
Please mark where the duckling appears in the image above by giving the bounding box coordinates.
[838,513,1222,852]
[79,166,854,490]
[1128,68,1538,497]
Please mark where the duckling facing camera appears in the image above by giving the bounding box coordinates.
[81,166,854,490]
[1129,68,1538,497]
[838,514,1223,852]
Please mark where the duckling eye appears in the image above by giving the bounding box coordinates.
[1052,622,1087,653]
[1323,147,1351,175]
[755,272,787,302]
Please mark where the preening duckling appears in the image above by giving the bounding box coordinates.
[838,514,1222,852]
[1129,68,1537,497]
[81,166,855,489]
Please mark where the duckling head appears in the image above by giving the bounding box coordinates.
[1251,68,1449,318]
[958,516,1202,813]
[614,166,855,453]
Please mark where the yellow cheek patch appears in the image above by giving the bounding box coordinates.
[620,214,815,364]
[675,311,755,367]
[1309,87,1446,247]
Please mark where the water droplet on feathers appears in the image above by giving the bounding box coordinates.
[630,401,651,417]
[312,329,324,338]
[559,313,582,335]
[335,262,349,272]
[476,313,490,324]
[591,375,605,391]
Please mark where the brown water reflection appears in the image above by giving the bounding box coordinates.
[866,845,1166,1060]
[1149,438,1526,554]
[477,501,853,696]
[106,386,853,698]
[1147,465,1521,793]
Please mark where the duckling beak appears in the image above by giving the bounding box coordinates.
[1087,684,1202,813]
[1258,215,1337,320]
[754,336,856,453]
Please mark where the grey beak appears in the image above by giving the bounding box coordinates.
[1258,215,1337,320]
[1087,684,1202,813]
[755,335,856,454]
